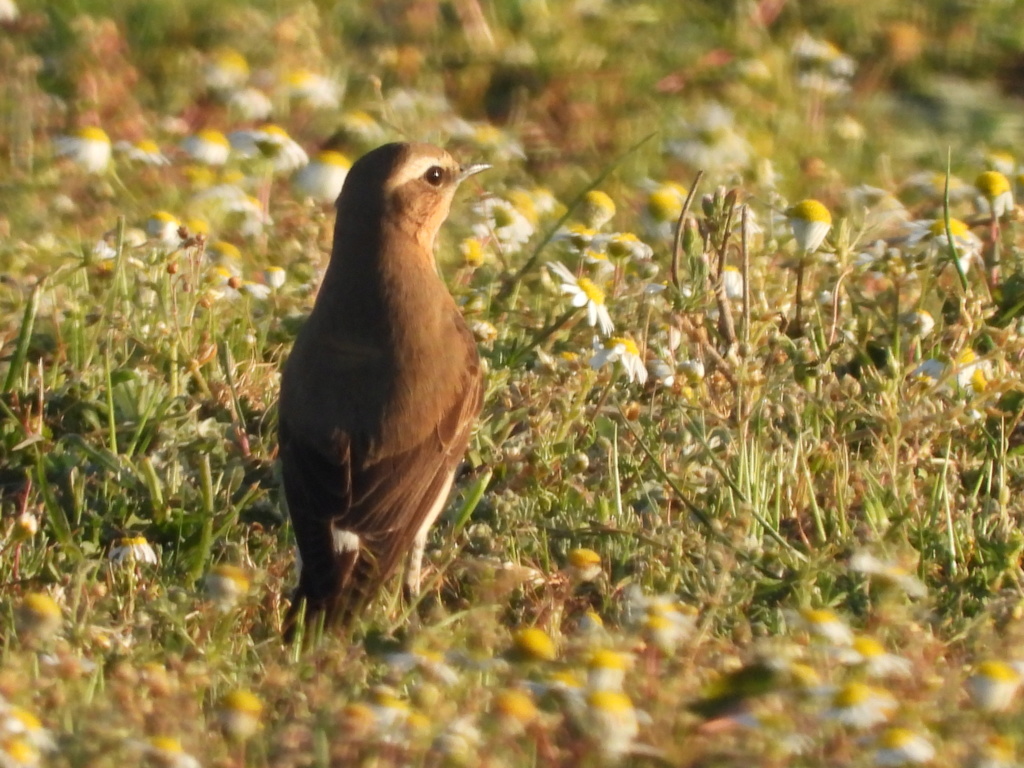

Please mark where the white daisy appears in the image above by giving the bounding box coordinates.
[130,737,201,768]
[836,635,913,679]
[217,690,262,742]
[0,707,55,752]
[229,124,308,172]
[548,262,614,335]
[646,358,675,387]
[586,649,631,692]
[583,690,639,762]
[667,102,751,171]
[966,660,1023,712]
[902,171,974,203]
[796,607,853,645]
[145,211,182,248]
[590,336,647,384]
[787,199,832,253]
[825,682,897,728]
[283,69,340,110]
[721,265,744,300]
[339,110,386,143]
[975,171,1014,218]
[473,196,535,254]
[579,190,616,229]
[203,564,251,611]
[849,551,927,597]
[264,266,286,289]
[641,181,689,241]
[54,127,112,173]
[227,87,273,121]
[109,535,158,565]
[114,139,169,166]
[874,728,935,766]
[203,48,249,93]
[0,0,19,22]
[181,129,231,166]
[293,150,350,203]
[600,232,654,262]
[905,218,982,271]
[0,737,39,768]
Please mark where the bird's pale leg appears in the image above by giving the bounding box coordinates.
[404,528,428,602]
[404,471,456,601]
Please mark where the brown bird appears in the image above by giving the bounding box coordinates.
[278,142,487,635]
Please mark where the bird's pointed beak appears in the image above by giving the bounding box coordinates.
[457,163,491,183]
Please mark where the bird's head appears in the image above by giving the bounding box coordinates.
[337,142,489,253]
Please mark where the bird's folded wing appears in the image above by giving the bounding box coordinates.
[281,364,483,581]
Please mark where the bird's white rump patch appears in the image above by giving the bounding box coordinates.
[332,528,361,554]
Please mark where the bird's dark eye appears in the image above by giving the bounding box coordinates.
[424,166,445,186]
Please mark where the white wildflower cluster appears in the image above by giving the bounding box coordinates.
[666,103,751,172]
[791,32,857,97]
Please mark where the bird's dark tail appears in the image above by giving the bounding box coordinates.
[282,525,384,643]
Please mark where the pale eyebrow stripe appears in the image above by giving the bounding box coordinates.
[385,154,449,192]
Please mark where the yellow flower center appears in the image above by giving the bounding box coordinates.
[78,126,110,144]
[587,690,633,713]
[929,218,969,237]
[976,170,1011,198]
[494,689,538,721]
[513,628,557,661]
[834,682,873,706]
[852,635,885,658]
[10,708,42,731]
[789,662,821,688]
[975,660,1019,683]
[588,649,629,670]
[259,124,289,140]
[787,199,832,225]
[210,241,242,261]
[569,548,601,568]
[607,233,641,258]
[507,190,538,225]
[647,184,686,222]
[605,337,640,356]
[23,592,60,617]
[197,129,229,147]
[566,223,596,249]
[287,69,315,87]
[135,139,160,154]
[222,689,263,715]
[3,739,38,763]
[149,736,184,753]
[644,613,673,631]
[473,124,503,146]
[584,190,616,215]
[577,278,605,306]
[213,48,249,74]
[461,238,486,267]
[317,150,350,168]
[372,690,409,711]
[344,110,375,127]
[210,564,250,589]
[879,728,918,749]
[801,607,839,625]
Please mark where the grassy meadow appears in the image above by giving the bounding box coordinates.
[4,0,1024,765]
